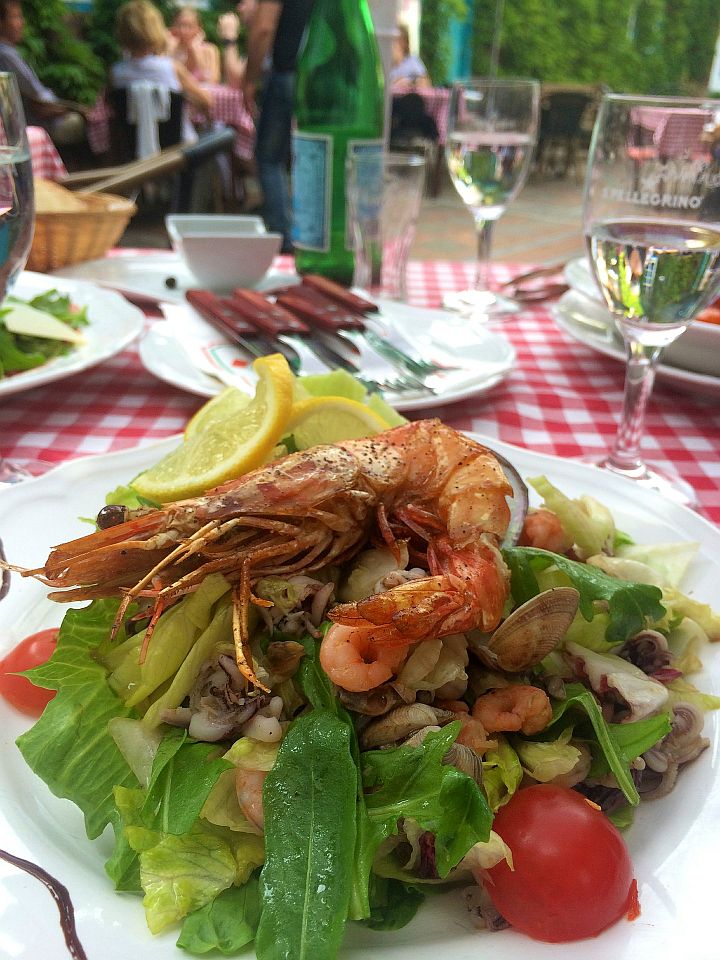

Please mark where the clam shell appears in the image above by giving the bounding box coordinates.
[480,586,580,672]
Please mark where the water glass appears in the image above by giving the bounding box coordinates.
[346,150,426,300]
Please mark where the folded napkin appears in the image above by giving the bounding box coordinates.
[126,81,171,160]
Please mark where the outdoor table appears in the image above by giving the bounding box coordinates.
[2,257,718,523]
[27,125,68,182]
[630,106,712,158]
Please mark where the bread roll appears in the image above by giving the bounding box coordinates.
[34,179,86,214]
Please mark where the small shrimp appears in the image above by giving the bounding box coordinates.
[438,699,497,754]
[519,508,569,554]
[235,768,267,832]
[320,623,410,692]
[471,684,552,735]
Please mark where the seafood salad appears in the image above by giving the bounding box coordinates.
[3,417,720,958]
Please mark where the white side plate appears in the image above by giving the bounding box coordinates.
[553,289,720,398]
[139,299,517,412]
[563,257,720,378]
[0,271,145,398]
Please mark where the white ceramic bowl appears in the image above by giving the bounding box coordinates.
[165,215,281,290]
[564,258,720,377]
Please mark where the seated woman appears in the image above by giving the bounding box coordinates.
[390,24,430,92]
[110,0,212,150]
[168,6,220,85]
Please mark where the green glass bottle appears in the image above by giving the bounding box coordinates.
[292,0,384,284]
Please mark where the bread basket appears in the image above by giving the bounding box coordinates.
[27,191,137,273]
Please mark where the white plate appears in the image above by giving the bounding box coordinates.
[0,271,145,398]
[1,437,719,960]
[553,289,720,399]
[139,300,516,412]
[563,257,720,378]
[52,251,296,304]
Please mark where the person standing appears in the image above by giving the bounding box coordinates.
[240,0,314,253]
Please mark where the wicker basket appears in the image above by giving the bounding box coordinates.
[27,191,137,273]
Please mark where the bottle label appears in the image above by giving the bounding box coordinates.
[292,132,332,252]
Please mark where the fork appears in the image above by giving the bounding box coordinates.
[300,274,462,376]
[275,289,435,394]
[229,290,434,396]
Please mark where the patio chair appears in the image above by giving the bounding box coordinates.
[537,88,598,179]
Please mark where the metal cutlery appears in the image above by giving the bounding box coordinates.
[294,276,460,378]
[275,287,435,394]
[186,289,303,372]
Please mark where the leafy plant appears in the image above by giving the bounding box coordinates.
[420,0,468,86]
[19,0,105,105]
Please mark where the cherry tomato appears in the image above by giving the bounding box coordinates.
[0,628,59,716]
[483,784,635,942]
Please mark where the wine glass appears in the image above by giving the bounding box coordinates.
[583,93,720,506]
[0,72,38,484]
[444,77,540,318]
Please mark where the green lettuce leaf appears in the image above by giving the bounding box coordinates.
[503,546,666,644]
[543,683,671,805]
[361,723,492,878]
[514,727,583,782]
[528,476,615,558]
[177,880,261,955]
[481,735,523,810]
[667,678,720,711]
[357,876,424,931]
[16,599,139,839]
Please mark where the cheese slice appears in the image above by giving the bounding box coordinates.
[2,302,86,344]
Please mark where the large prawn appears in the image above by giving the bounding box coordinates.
[3,420,513,692]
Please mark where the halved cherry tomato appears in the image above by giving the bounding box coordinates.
[482,784,635,942]
[0,628,59,716]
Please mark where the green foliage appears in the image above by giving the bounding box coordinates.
[420,0,468,86]
[19,0,105,104]
[467,0,719,94]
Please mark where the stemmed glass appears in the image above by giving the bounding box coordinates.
[583,93,720,507]
[0,72,38,483]
[444,77,540,318]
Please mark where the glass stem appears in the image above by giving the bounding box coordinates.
[606,334,664,476]
[473,219,493,293]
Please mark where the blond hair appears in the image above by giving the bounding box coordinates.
[115,0,168,57]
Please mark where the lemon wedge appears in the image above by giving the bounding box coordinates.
[184,386,252,440]
[286,395,390,451]
[133,354,294,502]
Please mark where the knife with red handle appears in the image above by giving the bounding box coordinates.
[301,274,380,314]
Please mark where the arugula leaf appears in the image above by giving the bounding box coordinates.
[177,880,261,955]
[541,683,671,805]
[256,710,357,960]
[362,724,492,878]
[358,875,425,931]
[503,546,666,643]
[16,600,139,839]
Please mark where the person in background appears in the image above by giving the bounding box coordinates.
[0,0,87,146]
[239,0,314,253]
[390,23,430,92]
[217,0,258,88]
[168,6,220,85]
[110,0,212,146]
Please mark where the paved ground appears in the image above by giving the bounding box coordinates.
[122,164,586,268]
[411,166,585,265]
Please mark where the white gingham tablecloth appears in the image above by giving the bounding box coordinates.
[1,256,718,523]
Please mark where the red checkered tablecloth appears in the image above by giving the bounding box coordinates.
[27,125,68,182]
[1,257,718,523]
